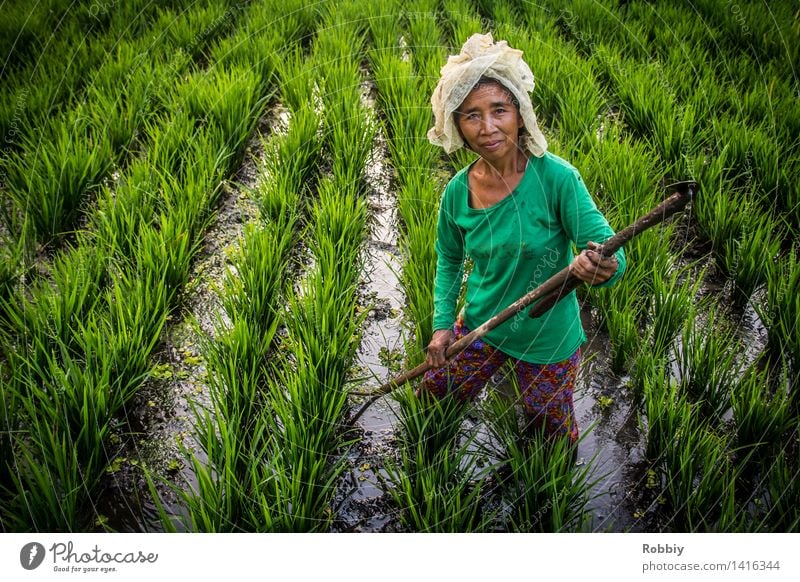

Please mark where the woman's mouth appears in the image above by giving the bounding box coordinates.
[481,140,503,151]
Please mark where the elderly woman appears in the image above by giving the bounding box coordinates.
[422,34,626,443]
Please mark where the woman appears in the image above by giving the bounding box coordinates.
[423,34,626,443]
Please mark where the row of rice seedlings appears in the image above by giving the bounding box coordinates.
[256,12,375,529]
[150,4,323,528]
[159,8,371,531]
[1,0,246,246]
[160,220,295,532]
[480,388,595,532]
[383,386,485,531]
[1,20,271,530]
[266,169,370,530]
[0,0,168,139]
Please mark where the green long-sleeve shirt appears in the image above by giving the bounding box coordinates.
[433,151,626,364]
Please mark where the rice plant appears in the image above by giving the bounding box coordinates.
[731,365,793,457]
[758,440,800,532]
[661,418,741,532]
[4,114,113,241]
[720,210,783,306]
[756,248,800,377]
[647,264,703,360]
[677,308,743,421]
[382,386,486,532]
[643,362,691,462]
[481,389,595,532]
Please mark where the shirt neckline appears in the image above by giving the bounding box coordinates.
[463,156,532,213]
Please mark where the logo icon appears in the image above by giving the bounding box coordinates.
[20,542,46,570]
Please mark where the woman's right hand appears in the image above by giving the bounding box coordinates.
[426,329,455,368]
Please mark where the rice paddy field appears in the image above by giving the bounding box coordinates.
[1,0,798,533]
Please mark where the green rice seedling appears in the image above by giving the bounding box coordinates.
[480,389,594,532]
[256,107,322,222]
[446,146,478,173]
[134,219,196,306]
[732,365,793,458]
[85,69,155,155]
[221,223,293,340]
[628,339,666,403]
[142,111,196,176]
[263,350,359,531]
[156,137,229,243]
[647,264,703,360]
[161,1,231,59]
[599,284,645,375]
[0,243,110,373]
[440,0,485,48]
[178,66,268,170]
[643,363,691,462]
[662,417,740,532]
[759,442,800,532]
[369,52,418,138]
[308,179,369,282]
[393,386,467,468]
[3,400,96,531]
[554,69,605,158]
[276,47,318,114]
[153,410,277,532]
[720,210,784,307]
[577,123,662,228]
[677,308,743,421]
[89,159,160,259]
[607,60,674,142]
[382,385,486,532]
[4,114,113,241]
[383,442,485,532]
[396,183,439,357]
[756,248,800,376]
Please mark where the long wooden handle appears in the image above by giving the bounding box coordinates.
[347,182,697,425]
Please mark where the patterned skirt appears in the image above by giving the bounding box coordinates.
[420,317,580,442]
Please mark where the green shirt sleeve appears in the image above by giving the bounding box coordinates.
[557,169,626,288]
[432,184,465,331]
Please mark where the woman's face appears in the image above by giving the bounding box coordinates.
[455,82,524,163]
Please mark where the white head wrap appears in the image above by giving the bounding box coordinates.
[427,33,548,157]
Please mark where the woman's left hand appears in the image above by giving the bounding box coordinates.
[570,241,618,285]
